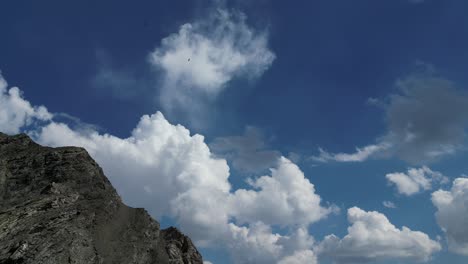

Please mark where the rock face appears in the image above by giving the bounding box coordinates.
[0,133,203,264]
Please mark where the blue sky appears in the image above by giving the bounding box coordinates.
[2,1,468,263]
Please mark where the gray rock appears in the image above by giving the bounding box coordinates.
[0,133,203,264]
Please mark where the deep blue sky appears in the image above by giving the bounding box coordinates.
[2,0,468,142]
[2,1,468,263]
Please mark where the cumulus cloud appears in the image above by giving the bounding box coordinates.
[37,117,332,262]
[278,250,317,264]
[37,116,333,262]
[230,157,336,227]
[36,115,334,236]
[432,177,468,255]
[313,67,468,164]
[386,166,448,196]
[210,126,280,173]
[0,74,336,263]
[0,74,52,134]
[382,201,397,209]
[226,224,317,264]
[318,207,441,263]
[149,8,275,125]
[37,112,232,238]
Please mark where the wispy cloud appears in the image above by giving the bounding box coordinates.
[383,69,468,164]
[92,50,153,101]
[310,143,390,163]
[383,201,397,209]
[210,126,280,173]
[312,65,468,165]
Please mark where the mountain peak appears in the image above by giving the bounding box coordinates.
[0,133,203,264]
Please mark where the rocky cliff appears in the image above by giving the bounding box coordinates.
[0,132,203,264]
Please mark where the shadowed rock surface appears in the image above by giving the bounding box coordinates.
[0,133,203,264]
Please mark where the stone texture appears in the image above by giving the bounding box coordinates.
[0,133,203,264]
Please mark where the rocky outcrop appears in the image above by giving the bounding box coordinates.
[0,133,203,264]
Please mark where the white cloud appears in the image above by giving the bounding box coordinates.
[432,178,468,255]
[149,8,275,125]
[35,114,334,233]
[318,207,441,263]
[36,112,232,241]
[226,222,283,263]
[278,250,317,264]
[36,115,333,262]
[230,157,336,227]
[386,166,448,196]
[0,74,334,263]
[278,227,316,255]
[3,73,446,264]
[311,143,390,163]
[382,201,397,209]
[0,74,52,134]
[226,224,317,264]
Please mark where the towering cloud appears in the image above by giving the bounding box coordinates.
[37,118,333,262]
[432,178,468,255]
[0,75,332,263]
